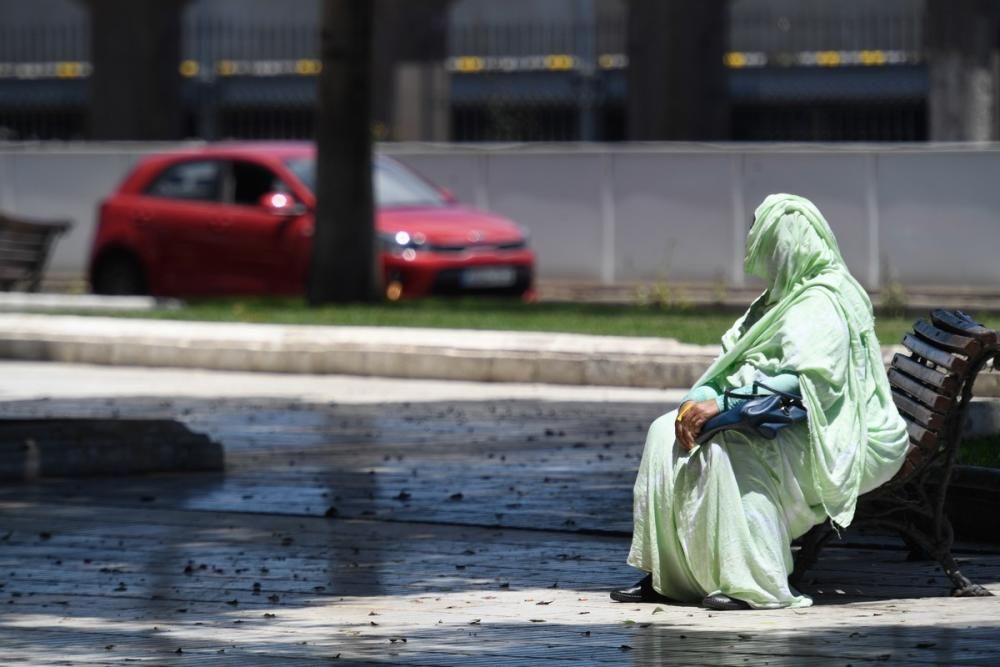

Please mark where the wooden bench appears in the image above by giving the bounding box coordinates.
[792,309,1000,597]
[0,213,71,292]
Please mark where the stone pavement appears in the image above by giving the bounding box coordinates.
[1,364,999,665]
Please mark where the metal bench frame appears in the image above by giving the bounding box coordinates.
[793,309,999,597]
[0,214,71,292]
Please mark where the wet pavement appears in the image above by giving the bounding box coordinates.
[1,364,999,665]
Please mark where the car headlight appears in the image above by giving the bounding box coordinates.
[380,231,427,253]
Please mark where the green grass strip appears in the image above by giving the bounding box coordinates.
[55,297,1000,347]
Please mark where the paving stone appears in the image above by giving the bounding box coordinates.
[0,395,997,665]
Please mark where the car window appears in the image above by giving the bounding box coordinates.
[284,157,446,208]
[229,160,287,207]
[374,161,445,208]
[146,160,222,202]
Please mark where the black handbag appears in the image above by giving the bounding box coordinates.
[695,381,807,445]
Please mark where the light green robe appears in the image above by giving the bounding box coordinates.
[627,194,909,608]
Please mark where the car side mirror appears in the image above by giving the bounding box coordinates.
[259,191,306,216]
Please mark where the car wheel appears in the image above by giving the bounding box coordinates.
[92,253,147,296]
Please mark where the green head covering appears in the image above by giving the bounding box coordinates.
[693,194,907,527]
[746,193,846,304]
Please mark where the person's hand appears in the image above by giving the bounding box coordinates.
[675,399,721,452]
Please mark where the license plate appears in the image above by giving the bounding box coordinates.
[460,266,516,288]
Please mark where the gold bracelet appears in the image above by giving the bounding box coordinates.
[676,401,696,422]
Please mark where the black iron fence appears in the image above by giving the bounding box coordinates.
[0,0,931,142]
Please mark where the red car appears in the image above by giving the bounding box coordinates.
[89,143,534,299]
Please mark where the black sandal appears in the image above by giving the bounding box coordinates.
[610,574,671,603]
[702,593,752,610]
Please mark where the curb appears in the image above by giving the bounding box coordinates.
[0,314,719,389]
[0,291,180,312]
[0,313,996,396]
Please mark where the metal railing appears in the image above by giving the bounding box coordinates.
[0,0,931,142]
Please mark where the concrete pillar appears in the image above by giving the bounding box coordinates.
[392,62,450,141]
[926,0,1000,141]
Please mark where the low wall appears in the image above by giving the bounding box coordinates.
[2,141,999,290]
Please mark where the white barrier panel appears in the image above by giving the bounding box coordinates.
[1,142,999,289]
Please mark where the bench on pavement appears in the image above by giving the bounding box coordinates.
[793,309,1000,597]
[0,212,71,292]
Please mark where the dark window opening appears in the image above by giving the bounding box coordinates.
[146,160,223,202]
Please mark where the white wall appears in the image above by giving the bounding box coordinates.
[2,141,999,289]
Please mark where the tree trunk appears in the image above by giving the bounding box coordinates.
[84,0,187,140]
[925,0,1000,141]
[626,0,729,140]
[308,0,379,305]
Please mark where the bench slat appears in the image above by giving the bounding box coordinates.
[888,368,953,413]
[913,319,982,356]
[0,247,44,263]
[0,257,41,271]
[0,216,71,234]
[0,266,35,280]
[895,451,918,480]
[893,389,945,431]
[889,354,959,394]
[902,334,968,373]
[0,231,46,245]
[931,309,999,346]
[902,415,938,453]
[0,242,47,257]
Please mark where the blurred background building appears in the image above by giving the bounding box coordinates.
[0,0,948,143]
